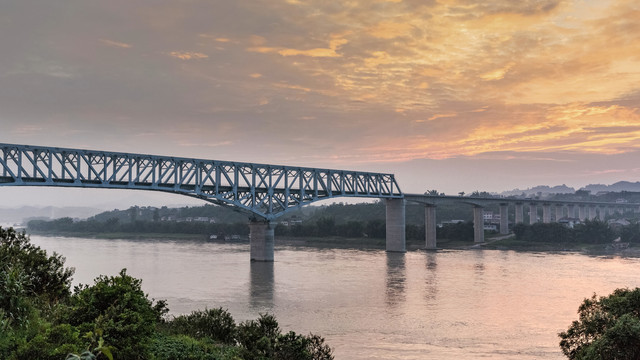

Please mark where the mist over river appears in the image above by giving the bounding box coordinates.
[30,236,640,359]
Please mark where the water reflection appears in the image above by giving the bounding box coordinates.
[385,252,406,307]
[249,261,274,311]
[473,250,485,274]
[424,252,438,302]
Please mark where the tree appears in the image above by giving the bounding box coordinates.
[513,223,574,243]
[0,227,74,304]
[163,307,236,345]
[437,222,474,242]
[236,314,333,360]
[621,223,640,243]
[574,220,615,244]
[365,220,385,239]
[64,269,168,360]
[575,190,591,199]
[559,287,640,359]
[315,217,336,237]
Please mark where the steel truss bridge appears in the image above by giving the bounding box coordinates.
[0,143,402,220]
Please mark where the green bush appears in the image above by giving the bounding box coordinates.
[64,269,168,360]
[275,332,333,360]
[163,308,236,345]
[574,220,616,244]
[236,313,280,359]
[559,287,640,359]
[11,323,84,360]
[0,227,74,305]
[236,314,333,360]
[513,222,575,243]
[437,221,474,242]
[149,333,238,360]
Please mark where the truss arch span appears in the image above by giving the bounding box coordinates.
[0,143,403,220]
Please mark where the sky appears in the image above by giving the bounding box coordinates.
[1,0,640,208]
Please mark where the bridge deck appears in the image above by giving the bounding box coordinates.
[0,143,402,220]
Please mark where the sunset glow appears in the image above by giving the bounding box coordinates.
[1,0,640,196]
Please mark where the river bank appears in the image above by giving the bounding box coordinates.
[24,229,640,255]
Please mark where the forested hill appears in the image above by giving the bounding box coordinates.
[88,201,477,226]
[27,201,475,233]
[23,189,640,237]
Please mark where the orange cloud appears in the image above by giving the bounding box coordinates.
[367,22,413,39]
[248,36,348,58]
[428,113,457,121]
[168,51,209,60]
[123,0,640,164]
[100,39,132,48]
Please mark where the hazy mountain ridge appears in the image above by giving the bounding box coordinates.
[0,206,103,225]
[499,184,576,196]
[499,181,640,196]
[581,181,640,193]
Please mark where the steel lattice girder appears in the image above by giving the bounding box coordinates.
[0,143,403,220]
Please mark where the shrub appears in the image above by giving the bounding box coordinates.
[236,313,280,359]
[149,333,238,360]
[64,269,168,360]
[236,314,334,360]
[513,223,575,243]
[275,332,334,360]
[0,226,74,304]
[559,288,640,359]
[163,308,236,345]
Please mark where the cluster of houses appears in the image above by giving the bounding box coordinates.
[439,210,634,232]
[159,216,216,223]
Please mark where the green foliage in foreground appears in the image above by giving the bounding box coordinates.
[0,227,333,360]
[560,287,640,359]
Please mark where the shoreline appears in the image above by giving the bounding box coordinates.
[25,230,640,256]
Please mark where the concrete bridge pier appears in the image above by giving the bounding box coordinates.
[578,205,587,221]
[515,203,524,224]
[529,203,537,224]
[425,205,437,250]
[473,205,485,243]
[249,220,275,262]
[588,206,597,220]
[385,198,406,252]
[598,207,606,221]
[568,204,576,219]
[542,204,551,223]
[499,203,509,235]
[555,204,564,222]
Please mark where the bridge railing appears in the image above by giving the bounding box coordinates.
[0,143,402,220]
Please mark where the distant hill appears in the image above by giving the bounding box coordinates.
[0,206,103,226]
[581,181,640,193]
[500,184,575,197]
[500,181,640,197]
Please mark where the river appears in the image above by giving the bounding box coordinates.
[29,235,640,359]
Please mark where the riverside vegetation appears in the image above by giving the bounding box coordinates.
[25,196,640,250]
[559,287,640,359]
[0,226,333,360]
[27,214,640,252]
